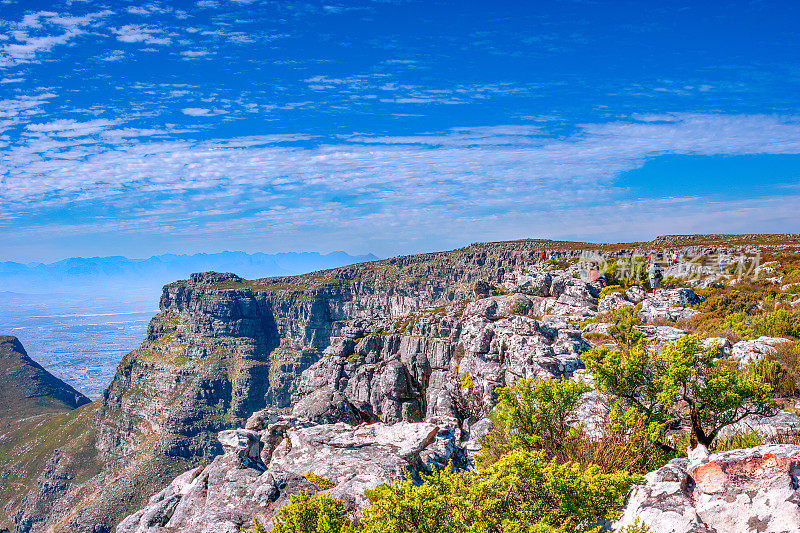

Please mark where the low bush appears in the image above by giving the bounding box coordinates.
[480,378,588,466]
[607,305,644,349]
[746,309,800,338]
[250,491,352,533]
[601,258,649,288]
[751,341,800,397]
[251,450,640,533]
[304,472,335,490]
[510,301,529,316]
[721,309,800,340]
[361,449,638,533]
[599,284,624,299]
[451,373,489,422]
[685,281,782,338]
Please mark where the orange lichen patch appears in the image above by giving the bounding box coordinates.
[692,452,800,494]
[692,461,727,493]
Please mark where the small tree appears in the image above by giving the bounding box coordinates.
[583,335,778,449]
[480,377,665,473]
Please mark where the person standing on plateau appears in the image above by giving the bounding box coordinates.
[648,262,663,294]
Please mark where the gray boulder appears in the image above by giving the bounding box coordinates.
[635,325,689,344]
[638,288,703,323]
[615,445,800,533]
[502,270,553,296]
[598,292,634,313]
[292,387,372,425]
[730,336,791,365]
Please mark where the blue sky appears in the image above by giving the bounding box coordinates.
[1,0,799,262]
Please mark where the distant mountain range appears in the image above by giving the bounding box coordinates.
[0,250,379,294]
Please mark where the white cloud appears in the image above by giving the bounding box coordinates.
[182,108,211,116]
[25,118,120,137]
[113,24,173,46]
[181,49,210,58]
[1,113,799,257]
[98,50,125,62]
[0,10,111,67]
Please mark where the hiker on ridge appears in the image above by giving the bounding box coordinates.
[648,261,663,294]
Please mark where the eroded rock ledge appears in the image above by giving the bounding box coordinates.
[117,418,466,533]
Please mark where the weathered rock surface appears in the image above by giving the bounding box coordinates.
[117,421,465,533]
[731,336,792,365]
[6,237,798,532]
[293,283,594,425]
[615,444,800,533]
[638,288,703,323]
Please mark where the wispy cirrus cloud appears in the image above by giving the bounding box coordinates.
[0,0,799,260]
[0,9,111,67]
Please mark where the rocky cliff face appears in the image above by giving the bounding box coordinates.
[292,271,596,428]
[7,242,582,532]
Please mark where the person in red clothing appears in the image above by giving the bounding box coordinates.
[589,264,600,283]
[539,250,546,261]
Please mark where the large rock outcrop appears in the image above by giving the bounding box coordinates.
[615,444,800,533]
[292,279,595,426]
[6,236,797,532]
[117,421,465,533]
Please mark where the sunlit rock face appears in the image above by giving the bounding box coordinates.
[615,445,800,533]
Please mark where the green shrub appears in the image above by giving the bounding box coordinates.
[659,276,683,289]
[481,378,588,465]
[711,430,765,452]
[601,258,649,288]
[269,491,353,533]
[572,406,668,474]
[583,335,778,448]
[361,449,637,533]
[721,309,800,340]
[607,305,644,349]
[481,378,665,474]
[510,301,529,316]
[686,281,779,338]
[617,518,652,533]
[599,284,625,299]
[751,341,800,397]
[745,309,800,338]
